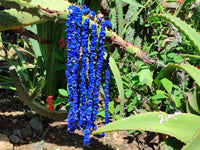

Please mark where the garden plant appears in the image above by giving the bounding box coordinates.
[0,0,200,149]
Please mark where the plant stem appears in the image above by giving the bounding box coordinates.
[122,0,152,36]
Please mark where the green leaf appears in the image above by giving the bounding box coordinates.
[137,68,153,89]
[0,9,47,31]
[172,96,182,109]
[58,89,68,97]
[109,56,125,117]
[122,0,142,7]
[161,78,173,95]
[182,130,200,150]
[115,104,121,114]
[0,85,16,90]
[125,89,133,98]
[147,14,200,53]
[186,87,200,115]
[56,64,65,71]
[156,89,167,95]
[127,103,133,112]
[109,101,114,115]
[177,63,200,87]
[152,94,168,100]
[26,25,42,57]
[131,97,138,105]
[97,109,106,118]
[52,98,67,106]
[52,52,64,61]
[155,63,200,89]
[92,112,200,144]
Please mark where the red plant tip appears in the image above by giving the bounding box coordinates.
[48,96,53,99]
[174,0,183,3]
[46,96,53,104]
[48,104,54,111]
[46,96,54,111]
[60,43,65,47]
[196,65,200,69]
[46,96,53,111]
[59,38,64,43]
[58,38,66,47]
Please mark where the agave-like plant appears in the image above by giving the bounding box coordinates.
[0,0,152,119]
[1,0,200,148]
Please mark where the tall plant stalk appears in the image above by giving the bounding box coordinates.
[37,21,66,96]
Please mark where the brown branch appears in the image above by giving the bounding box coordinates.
[38,5,59,16]
[106,35,157,65]
[11,27,51,44]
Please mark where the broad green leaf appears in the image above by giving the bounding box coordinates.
[156,89,167,95]
[97,109,106,118]
[155,63,200,88]
[182,130,200,150]
[172,96,182,109]
[161,78,173,95]
[147,14,200,53]
[115,104,121,114]
[109,56,125,116]
[186,87,200,115]
[125,89,133,98]
[137,68,153,89]
[109,101,115,115]
[52,98,67,106]
[127,103,133,112]
[152,94,168,100]
[0,9,47,31]
[58,89,68,97]
[177,63,200,87]
[92,112,200,144]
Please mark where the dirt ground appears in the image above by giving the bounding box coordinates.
[0,89,167,150]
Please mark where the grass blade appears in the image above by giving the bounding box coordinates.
[109,56,125,117]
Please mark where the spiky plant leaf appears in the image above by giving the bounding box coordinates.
[155,63,200,88]
[30,77,45,101]
[147,14,200,53]
[92,112,200,144]
[182,129,200,150]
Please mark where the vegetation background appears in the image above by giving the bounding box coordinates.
[0,0,200,149]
